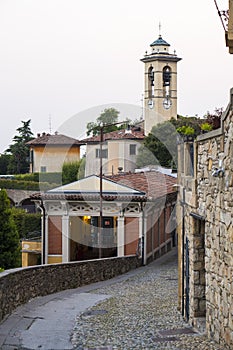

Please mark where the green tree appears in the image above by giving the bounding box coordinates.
[7,120,34,174]
[62,161,81,184]
[0,153,12,174]
[0,189,21,269]
[136,115,205,169]
[136,121,178,168]
[11,207,41,239]
[86,108,120,136]
[77,157,86,180]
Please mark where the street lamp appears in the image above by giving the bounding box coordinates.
[98,120,128,259]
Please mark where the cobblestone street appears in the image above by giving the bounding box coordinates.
[71,249,228,350]
[0,248,230,350]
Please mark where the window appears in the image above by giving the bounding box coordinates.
[129,144,136,155]
[148,66,154,98]
[40,166,47,173]
[96,149,108,158]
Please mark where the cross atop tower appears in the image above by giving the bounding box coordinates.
[159,22,162,36]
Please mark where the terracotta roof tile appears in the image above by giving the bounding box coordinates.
[27,133,84,146]
[82,127,145,143]
[30,171,177,202]
[105,171,177,199]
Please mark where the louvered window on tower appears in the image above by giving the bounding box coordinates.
[163,66,171,86]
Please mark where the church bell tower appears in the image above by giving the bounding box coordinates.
[141,32,182,135]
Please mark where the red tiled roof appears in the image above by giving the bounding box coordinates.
[30,171,177,202]
[27,133,84,146]
[105,171,177,199]
[82,127,145,143]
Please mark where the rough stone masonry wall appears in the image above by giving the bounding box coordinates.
[0,255,141,323]
[196,109,233,348]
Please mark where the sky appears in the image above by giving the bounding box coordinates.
[0,0,232,153]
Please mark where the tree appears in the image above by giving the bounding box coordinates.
[62,161,82,184]
[206,108,222,129]
[11,207,41,239]
[6,120,34,174]
[136,115,205,169]
[0,153,12,174]
[0,189,21,269]
[136,121,178,168]
[77,157,86,180]
[86,108,120,136]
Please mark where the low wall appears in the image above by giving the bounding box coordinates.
[0,255,141,322]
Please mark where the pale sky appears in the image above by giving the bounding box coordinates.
[0,0,232,153]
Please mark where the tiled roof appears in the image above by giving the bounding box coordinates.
[30,171,177,202]
[81,127,145,143]
[27,133,84,146]
[150,35,170,47]
[106,171,177,199]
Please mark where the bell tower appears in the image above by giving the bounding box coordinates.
[141,32,182,135]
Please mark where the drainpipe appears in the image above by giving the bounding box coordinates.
[181,187,185,316]
[40,199,46,265]
[141,201,145,265]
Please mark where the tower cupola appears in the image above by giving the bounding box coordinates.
[150,35,170,54]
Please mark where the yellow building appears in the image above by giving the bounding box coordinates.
[27,132,83,173]
[21,239,41,267]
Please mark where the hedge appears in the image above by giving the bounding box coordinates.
[12,208,41,239]
[0,179,58,191]
[14,172,62,184]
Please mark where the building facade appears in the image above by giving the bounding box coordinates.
[177,88,233,348]
[83,126,144,177]
[27,132,83,173]
[31,171,177,265]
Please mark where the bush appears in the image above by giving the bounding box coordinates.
[177,125,195,135]
[0,179,58,191]
[62,161,81,184]
[0,189,21,269]
[12,207,41,239]
[14,172,62,184]
[201,122,213,132]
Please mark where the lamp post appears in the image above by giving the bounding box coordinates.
[99,125,103,258]
[98,120,128,259]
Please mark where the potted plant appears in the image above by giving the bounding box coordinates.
[200,122,213,133]
[176,125,195,141]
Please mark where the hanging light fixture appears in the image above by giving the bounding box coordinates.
[213,0,233,54]
[213,0,229,31]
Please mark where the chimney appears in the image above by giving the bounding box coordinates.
[37,133,41,138]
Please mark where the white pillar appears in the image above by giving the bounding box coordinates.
[62,215,70,262]
[117,216,125,257]
[42,214,48,264]
[143,214,147,265]
[44,215,48,264]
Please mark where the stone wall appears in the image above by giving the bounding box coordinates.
[196,107,233,347]
[0,255,141,322]
[177,88,233,349]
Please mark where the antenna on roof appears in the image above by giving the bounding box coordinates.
[49,114,52,134]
